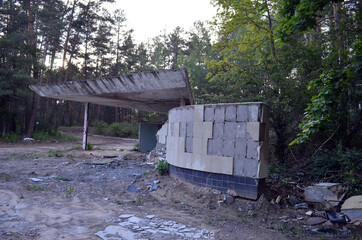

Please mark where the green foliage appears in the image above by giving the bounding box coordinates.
[33,131,77,142]
[0,173,11,181]
[48,150,64,157]
[132,143,139,151]
[66,186,74,197]
[156,159,169,175]
[85,143,94,151]
[26,185,46,191]
[90,121,138,139]
[0,133,21,143]
[312,145,362,196]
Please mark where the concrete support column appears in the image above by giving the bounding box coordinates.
[82,102,90,150]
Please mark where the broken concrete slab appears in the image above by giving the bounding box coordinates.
[304,183,342,203]
[30,69,194,113]
[341,195,362,222]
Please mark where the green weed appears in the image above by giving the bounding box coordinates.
[26,185,45,191]
[156,159,169,175]
[135,194,144,206]
[85,143,94,150]
[66,186,74,197]
[0,173,11,181]
[48,149,64,157]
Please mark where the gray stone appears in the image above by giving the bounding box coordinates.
[179,122,186,137]
[185,137,193,153]
[183,108,194,122]
[243,159,258,178]
[223,140,234,157]
[247,140,258,159]
[248,105,259,122]
[208,139,223,156]
[237,105,248,122]
[213,122,224,139]
[236,122,247,139]
[234,139,247,159]
[119,214,134,219]
[186,122,194,137]
[170,122,175,136]
[341,195,362,221]
[224,122,237,140]
[233,158,244,176]
[225,106,236,121]
[226,195,235,204]
[304,183,341,203]
[214,107,225,122]
[306,217,327,226]
[204,106,215,122]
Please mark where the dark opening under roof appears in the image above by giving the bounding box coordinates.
[30,69,194,113]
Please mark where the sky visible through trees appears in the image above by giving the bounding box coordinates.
[0,0,361,178]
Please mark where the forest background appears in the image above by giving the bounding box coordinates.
[0,0,361,192]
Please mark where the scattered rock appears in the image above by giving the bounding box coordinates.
[226,189,238,197]
[225,195,234,205]
[327,211,348,224]
[127,184,140,193]
[29,177,43,182]
[306,217,327,226]
[304,183,342,205]
[23,138,34,141]
[341,195,362,222]
[288,195,300,206]
[275,195,281,204]
[305,210,313,216]
[294,203,308,209]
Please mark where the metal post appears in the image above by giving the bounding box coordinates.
[82,102,89,150]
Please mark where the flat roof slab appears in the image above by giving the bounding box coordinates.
[30,69,194,113]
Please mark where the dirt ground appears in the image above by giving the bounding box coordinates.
[0,130,360,240]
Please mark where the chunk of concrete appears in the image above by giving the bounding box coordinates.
[204,106,214,122]
[186,122,194,137]
[236,105,248,122]
[225,106,236,121]
[214,107,225,122]
[247,122,260,141]
[248,105,259,122]
[185,137,193,153]
[180,122,186,137]
[341,195,362,222]
[213,122,223,139]
[223,140,234,157]
[246,139,258,159]
[224,122,237,140]
[304,183,342,203]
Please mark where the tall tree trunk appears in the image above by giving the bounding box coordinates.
[60,0,77,82]
[264,0,277,59]
[25,0,40,138]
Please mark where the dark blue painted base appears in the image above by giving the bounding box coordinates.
[169,164,264,200]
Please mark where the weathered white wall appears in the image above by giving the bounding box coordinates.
[157,102,270,179]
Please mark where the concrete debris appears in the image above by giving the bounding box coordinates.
[305,210,313,216]
[226,189,238,197]
[341,195,362,223]
[96,214,215,240]
[306,217,327,226]
[304,183,342,207]
[326,212,348,224]
[275,195,281,204]
[29,177,43,182]
[23,138,34,141]
[127,184,140,193]
[294,203,309,209]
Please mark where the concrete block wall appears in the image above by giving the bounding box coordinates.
[158,102,270,199]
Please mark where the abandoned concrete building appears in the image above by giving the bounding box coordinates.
[30,68,270,199]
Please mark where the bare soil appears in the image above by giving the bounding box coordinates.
[0,130,360,239]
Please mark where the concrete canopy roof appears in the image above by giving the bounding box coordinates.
[30,69,194,113]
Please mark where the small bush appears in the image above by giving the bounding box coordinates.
[33,131,76,142]
[312,144,362,196]
[157,159,169,175]
[85,143,94,150]
[0,133,20,143]
[90,121,138,139]
[48,150,64,157]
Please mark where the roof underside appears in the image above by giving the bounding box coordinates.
[30,69,194,113]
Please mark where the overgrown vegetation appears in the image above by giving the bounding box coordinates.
[91,121,138,139]
[312,145,362,196]
[156,159,169,176]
